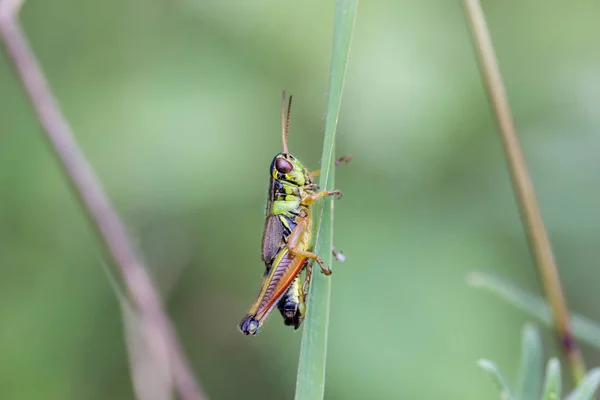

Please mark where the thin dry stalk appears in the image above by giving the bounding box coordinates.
[463,0,586,384]
[0,3,206,399]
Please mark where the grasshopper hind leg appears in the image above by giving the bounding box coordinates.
[238,314,261,335]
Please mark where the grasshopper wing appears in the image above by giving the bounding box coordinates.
[261,215,284,267]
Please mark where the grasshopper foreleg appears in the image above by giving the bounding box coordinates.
[302,189,342,205]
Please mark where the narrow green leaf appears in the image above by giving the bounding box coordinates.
[516,324,543,400]
[478,359,516,400]
[295,1,358,399]
[541,358,562,400]
[468,272,600,349]
[565,369,600,400]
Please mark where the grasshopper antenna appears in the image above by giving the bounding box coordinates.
[281,89,292,158]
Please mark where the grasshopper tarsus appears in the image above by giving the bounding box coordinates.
[329,189,343,200]
[312,255,331,275]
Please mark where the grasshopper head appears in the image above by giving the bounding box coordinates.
[271,153,311,187]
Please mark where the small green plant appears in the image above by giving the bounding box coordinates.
[469,272,600,349]
[478,324,600,400]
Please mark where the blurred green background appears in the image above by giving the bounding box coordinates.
[1,1,600,399]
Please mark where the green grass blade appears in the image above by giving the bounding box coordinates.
[294,1,358,399]
[468,272,600,349]
[565,369,600,400]
[516,324,543,400]
[541,358,562,400]
[477,359,516,400]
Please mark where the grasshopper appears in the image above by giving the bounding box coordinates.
[238,91,349,335]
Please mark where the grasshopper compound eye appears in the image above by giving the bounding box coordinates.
[275,157,293,174]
